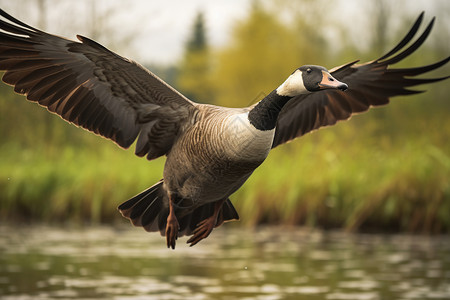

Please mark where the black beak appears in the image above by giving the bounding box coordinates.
[319,71,348,91]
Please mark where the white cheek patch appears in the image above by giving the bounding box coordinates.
[276,70,309,97]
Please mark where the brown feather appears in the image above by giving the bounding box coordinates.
[272,14,449,148]
[0,8,197,153]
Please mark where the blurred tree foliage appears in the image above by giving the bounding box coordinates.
[177,12,215,103]
[211,2,326,107]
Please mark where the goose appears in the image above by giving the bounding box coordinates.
[0,10,448,249]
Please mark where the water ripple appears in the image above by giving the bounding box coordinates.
[0,225,449,300]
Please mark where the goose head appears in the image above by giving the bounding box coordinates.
[276,65,348,97]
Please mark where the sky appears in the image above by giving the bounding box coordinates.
[0,0,253,65]
[0,0,448,66]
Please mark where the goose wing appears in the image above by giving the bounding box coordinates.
[272,13,449,148]
[0,9,198,160]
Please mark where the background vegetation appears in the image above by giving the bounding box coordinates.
[0,0,449,233]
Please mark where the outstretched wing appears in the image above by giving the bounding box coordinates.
[272,12,449,148]
[0,9,198,160]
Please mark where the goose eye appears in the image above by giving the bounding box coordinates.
[306,68,312,74]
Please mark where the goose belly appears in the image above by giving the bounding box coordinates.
[164,112,274,203]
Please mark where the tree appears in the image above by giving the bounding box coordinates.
[211,2,325,108]
[177,12,214,103]
[186,12,208,52]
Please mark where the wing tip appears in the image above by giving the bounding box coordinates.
[0,8,41,33]
[376,12,436,64]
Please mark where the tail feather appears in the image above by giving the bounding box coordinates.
[141,196,163,232]
[118,180,240,239]
[118,179,163,212]
[190,203,212,231]
[178,199,240,236]
[157,206,169,235]
[217,199,240,226]
[178,212,193,235]
[129,189,160,221]
[118,180,166,229]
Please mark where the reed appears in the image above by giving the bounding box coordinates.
[1,100,449,233]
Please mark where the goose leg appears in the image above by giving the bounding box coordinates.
[165,193,179,249]
[187,199,226,247]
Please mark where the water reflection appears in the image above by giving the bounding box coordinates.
[0,225,449,300]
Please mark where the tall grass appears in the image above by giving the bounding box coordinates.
[0,141,165,224]
[1,96,449,232]
[234,103,450,233]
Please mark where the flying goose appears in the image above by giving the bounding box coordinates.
[0,10,448,249]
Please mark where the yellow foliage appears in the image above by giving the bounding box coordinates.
[211,4,324,107]
[177,49,215,103]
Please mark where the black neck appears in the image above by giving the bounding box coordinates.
[248,90,292,131]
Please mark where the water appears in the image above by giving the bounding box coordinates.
[0,225,449,300]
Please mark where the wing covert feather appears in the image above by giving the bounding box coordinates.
[0,9,197,159]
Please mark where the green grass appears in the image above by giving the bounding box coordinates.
[234,106,450,233]
[1,99,449,233]
[0,141,165,224]
[237,133,450,232]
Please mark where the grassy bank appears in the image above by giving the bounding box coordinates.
[1,97,449,233]
[237,121,450,233]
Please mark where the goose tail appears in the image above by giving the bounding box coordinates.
[118,179,168,234]
[118,180,239,238]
